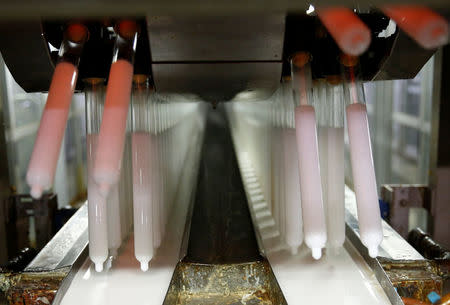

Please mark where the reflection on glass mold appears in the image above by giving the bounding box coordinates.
[85,77,204,272]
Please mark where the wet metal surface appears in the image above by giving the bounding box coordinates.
[164,261,286,305]
[183,106,262,264]
[1,268,68,305]
[380,259,443,302]
[165,106,286,304]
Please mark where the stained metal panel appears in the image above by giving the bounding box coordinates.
[152,62,281,101]
[148,14,285,62]
[373,31,435,81]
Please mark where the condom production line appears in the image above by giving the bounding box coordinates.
[0,1,449,304]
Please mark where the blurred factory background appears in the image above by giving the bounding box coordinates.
[1,50,447,265]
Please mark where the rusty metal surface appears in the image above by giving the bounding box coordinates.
[163,107,285,304]
[1,268,68,305]
[0,204,88,305]
[435,259,450,279]
[380,259,443,302]
[0,202,86,305]
[408,228,450,279]
[164,260,286,305]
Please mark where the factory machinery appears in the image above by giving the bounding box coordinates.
[0,1,449,304]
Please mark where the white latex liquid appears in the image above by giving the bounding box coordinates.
[159,132,167,239]
[294,105,327,259]
[319,127,345,249]
[151,134,162,249]
[94,60,134,196]
[318,127,328,243]
[118,135,132,241]
[282,129,303,255]
[272,127,282,237]
[94,106,130,196]
[107,184,122,257]
[132,132,154,271]
[27,62,77,198]
[346,103,382,258]
[87,134,108,272]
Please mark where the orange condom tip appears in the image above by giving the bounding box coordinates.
[291,52,311,68]
[83,77,104,86]
[282,75,292,82]
[66,23,89,43]
[381,5,449,49]
[340,54,359,67]
[133,74,149,84]
[318,7,372,56]
[326,75,341,85]
[117,20,139,39]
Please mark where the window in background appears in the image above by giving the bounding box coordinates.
[345,55,435,189]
